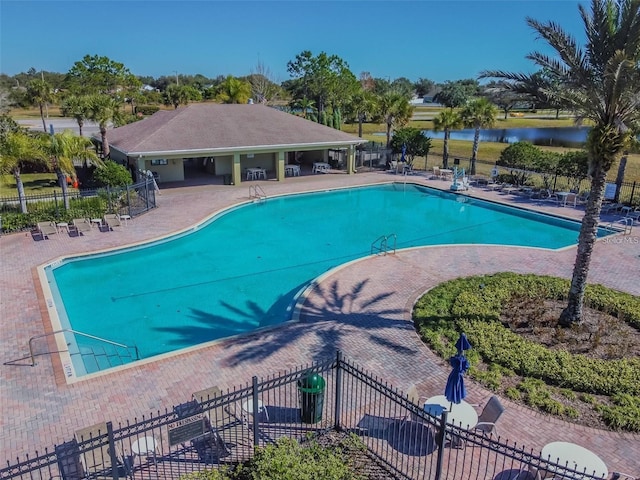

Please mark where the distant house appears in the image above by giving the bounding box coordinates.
[103,103,364,185]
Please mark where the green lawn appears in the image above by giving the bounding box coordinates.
[343,120,640,183]
[0,173,60,197]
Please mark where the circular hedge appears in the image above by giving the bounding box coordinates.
[412,273,640,431]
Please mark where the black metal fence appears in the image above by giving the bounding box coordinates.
[1,352,609,480]
[0,179,157,234]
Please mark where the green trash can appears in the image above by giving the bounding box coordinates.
[297,373,326,424]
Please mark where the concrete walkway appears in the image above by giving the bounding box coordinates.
[1,170,638,474]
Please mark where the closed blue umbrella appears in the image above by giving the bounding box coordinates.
[444,353,469,405]
[444,333,472,409]
[455,332,471,355]
[401,143,406,163]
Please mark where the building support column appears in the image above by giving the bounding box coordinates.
[232,153,241,185]
[276,150,285,181]
[347,145,356,174]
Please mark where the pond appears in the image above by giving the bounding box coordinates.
[421,126,590,148]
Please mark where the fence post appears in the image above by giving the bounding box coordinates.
[252,376,260,447]
[334,350,343,431]
[126,185,131,217]
[53,191,59,218]
[434,411,448,480]
[107,421,119,480]
[630,181,637,206]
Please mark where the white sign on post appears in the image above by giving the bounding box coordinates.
[604,183,617,200]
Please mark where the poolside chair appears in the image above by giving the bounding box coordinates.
[473,395,505,438]
[624,207,640,224]
[34,221,58,240]
[399,384,429,432]
[74,422,114,478]
[71,218,92,235]
[193,386,251,456]
[431,166,441,180]
[601,202,624,214]
[174,391,234,462]
[103,213,122,230]
[575,191,589,206]
[564,193,578,207]
[55,440,84,480]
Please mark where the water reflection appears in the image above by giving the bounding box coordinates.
[422,126,590,148]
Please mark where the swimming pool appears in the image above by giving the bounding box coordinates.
[44,183,612,377]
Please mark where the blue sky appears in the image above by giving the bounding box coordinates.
[1,1,588,83]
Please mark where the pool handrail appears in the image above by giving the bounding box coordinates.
[28,329,139,367]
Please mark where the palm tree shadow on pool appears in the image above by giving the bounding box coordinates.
[155,277,417,367]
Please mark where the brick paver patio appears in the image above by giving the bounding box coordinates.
[1,170,638,474]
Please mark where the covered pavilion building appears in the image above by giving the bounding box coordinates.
[103,103,365,185]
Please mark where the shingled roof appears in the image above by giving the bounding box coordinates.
[107,103,363,156]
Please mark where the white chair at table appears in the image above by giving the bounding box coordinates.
[398,384,429,432]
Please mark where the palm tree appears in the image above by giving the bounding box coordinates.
[60,95,92,136]
[88,94,122,159]
[0,132,46,213]
[215,76,252,104]
[460,97,497,175]
[293,97,316,119]
[26,79,54,132]
[482,0,640,325]
[42,130,100,208]
[347,90,377,138]
[432,110,463,169]
[377,92,413,148]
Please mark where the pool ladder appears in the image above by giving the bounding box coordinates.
[608,217,633,235]
[249,185,267,202]
[20,328,139,367]
[371,234,397,256]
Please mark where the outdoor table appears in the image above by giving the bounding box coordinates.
[132,436,158,466]
[246,168,266,180]
[556,191,571,206]
[285,164,300,176]
[90,218,102,228]
[541,441,608,479]
[312,162,330,174]
[119,214,131,225]
[423,395,478,429]
[56,222,69,233]
[440,169,453,180]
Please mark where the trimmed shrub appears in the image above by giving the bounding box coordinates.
[413,273,640,431]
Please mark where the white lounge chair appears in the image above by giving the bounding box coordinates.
[103,214,121,229]
[34,221,57,240]
[71,218,92,235]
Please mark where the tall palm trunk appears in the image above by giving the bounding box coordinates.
[39,104,47,132]
[559,165,607,326]
[13,168,28,213]
[443,130,450,169]
[100,125,110,158]
[470,127,480,175]
[55,167,71,210]
[357,113,364,138]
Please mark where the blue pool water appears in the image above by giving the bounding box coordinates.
[45,184,612,375]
